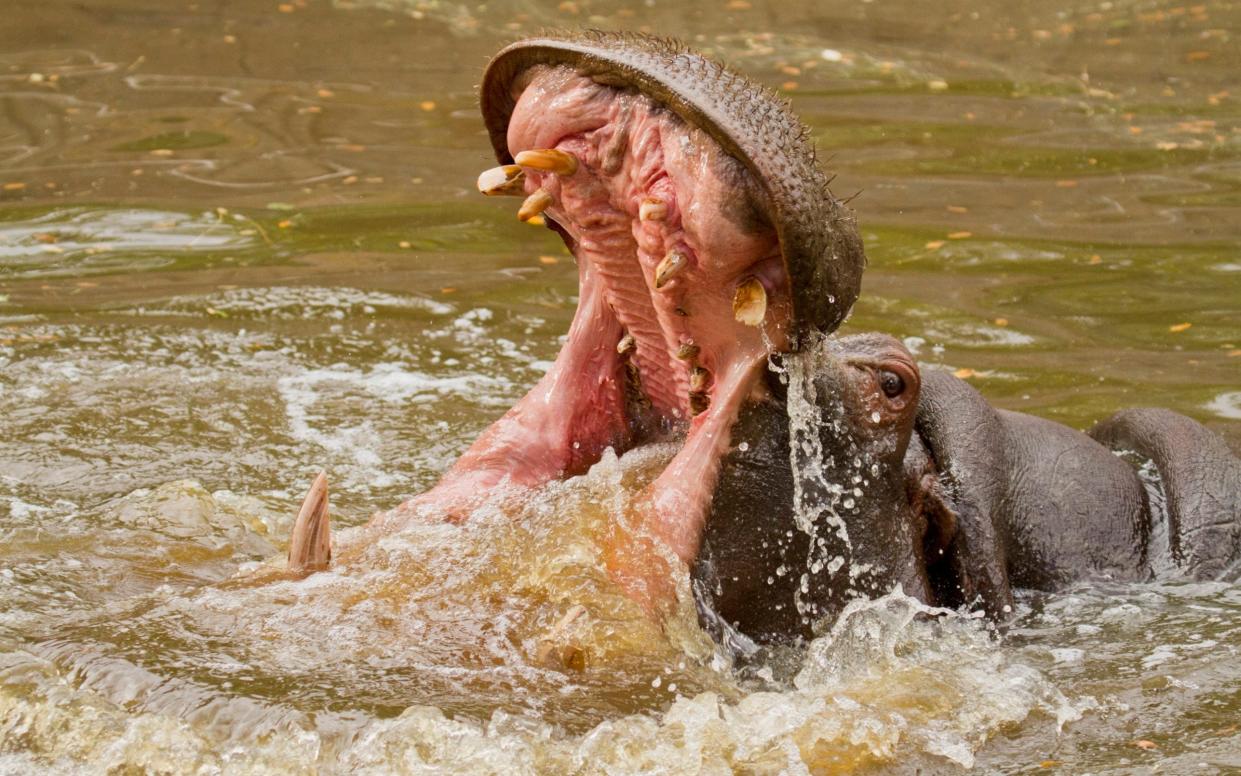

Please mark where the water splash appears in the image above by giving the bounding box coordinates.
[779,335,872,625]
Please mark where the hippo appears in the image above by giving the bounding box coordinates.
[695,333,1241,650]
[287,31,1241,645]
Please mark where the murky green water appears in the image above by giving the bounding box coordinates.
[1,0,1238,773]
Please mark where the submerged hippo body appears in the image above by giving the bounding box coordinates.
[695,334,1241,649]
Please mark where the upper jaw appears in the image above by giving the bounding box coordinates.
[479,31,866,344]
[495,65,792,428]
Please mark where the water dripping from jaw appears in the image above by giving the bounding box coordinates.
[776,332,871,627]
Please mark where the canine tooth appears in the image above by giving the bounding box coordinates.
[639,197,667,222]
[288,471,331,572]
[515,148,578,176]
[676,342,700,361]
[689,366,711,393]
[518,188,553,222]
[477,164,525,196]
[616,333,636,355]
[732,277,767,326]
[654,250,687,289]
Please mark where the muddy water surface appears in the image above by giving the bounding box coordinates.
[1,0,1239,773]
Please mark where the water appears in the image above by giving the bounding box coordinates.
[2,0,1239,772]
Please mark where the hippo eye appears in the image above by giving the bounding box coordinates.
[879,370,905,398]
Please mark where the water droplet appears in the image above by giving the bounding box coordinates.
[651,676,661,688]
[870,411,881,424]
[843,497,855,509]
[738,441,750,452]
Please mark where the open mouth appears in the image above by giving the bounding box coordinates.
[484,62,790,430]
[465,32,866,563]
[292,32,868,581]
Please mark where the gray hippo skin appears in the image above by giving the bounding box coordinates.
[694,334,1241,648]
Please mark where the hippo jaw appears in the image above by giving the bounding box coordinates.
[464,32,867,570]
[378,32,865,594]
[481,31,866,345]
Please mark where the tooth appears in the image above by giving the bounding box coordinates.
[515,148,578,176]
[288,471,331,573]
[689,391,710,416]
[732,277,767,326]
[616,333,635,355]
[654,250,687,289]
[639,198,667,222]
[689,366,711,393]
[477,164,525,196]
[518,188,553,222]
[676,342,700,361]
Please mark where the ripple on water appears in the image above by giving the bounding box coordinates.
[0,207,257,279]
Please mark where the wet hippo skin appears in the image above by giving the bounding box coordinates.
[696,334,1241,649]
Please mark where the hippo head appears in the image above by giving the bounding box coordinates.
[696,334,958,649]
[462,32,868,572]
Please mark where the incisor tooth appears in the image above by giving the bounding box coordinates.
[676,342,700,361]
[515,148,578,176]
[616,334,636,355]
[477,165,525,196]
[518,189,553,222]
[639,198,667,222]
[654,250,687,289]
[733,277,768,326]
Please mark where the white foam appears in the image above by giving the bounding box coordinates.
[1205,391,1241,420]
